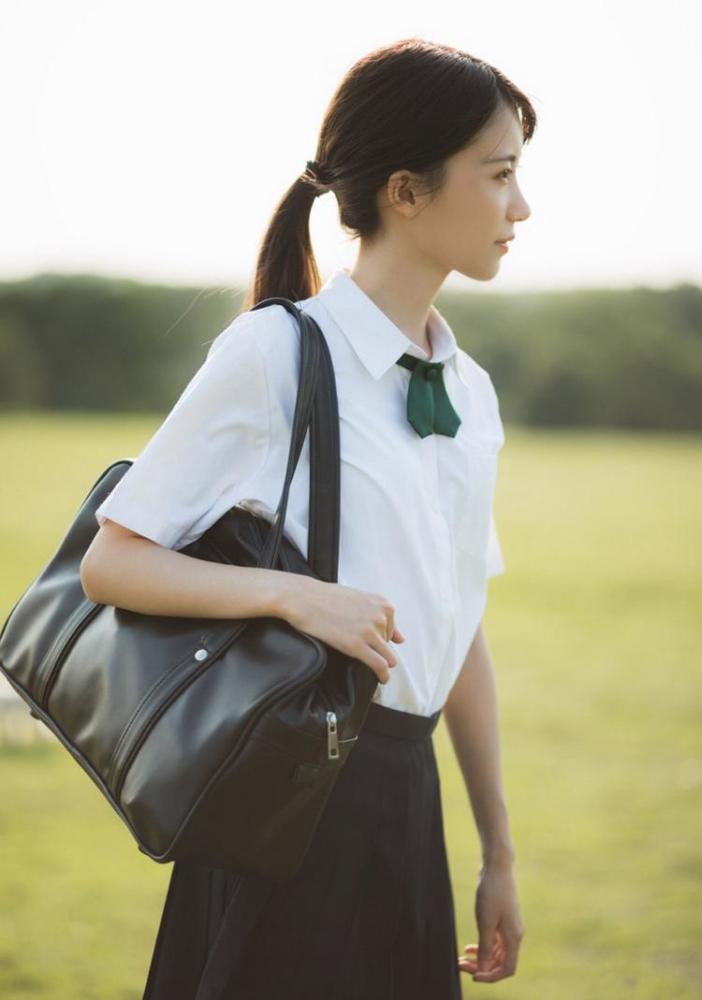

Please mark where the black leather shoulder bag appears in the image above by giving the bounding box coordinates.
[0,297,378,883]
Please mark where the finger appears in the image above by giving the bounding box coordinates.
[386,618,406,643]
[471,951,516,982]
[458,944,502,969]
[459,958,504,978]
[380,605,405,643]
[367,632,398,670]
[470,934,517,981]
[457,944,488,973]
[459,944,479,961]
[476,933,496,974]
[384,609,395,642]
[472,964,507,982]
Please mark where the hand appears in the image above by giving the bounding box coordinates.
[458,858,524,983]
[280,576,406,686]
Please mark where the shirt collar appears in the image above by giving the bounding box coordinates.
[315,267,460,381]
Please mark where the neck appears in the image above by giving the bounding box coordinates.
[349,250,446,357]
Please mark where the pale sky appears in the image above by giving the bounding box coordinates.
[1,0,700,294]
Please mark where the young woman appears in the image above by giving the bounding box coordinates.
[83,36,535,1000]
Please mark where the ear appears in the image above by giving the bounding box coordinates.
[385,169,422,215]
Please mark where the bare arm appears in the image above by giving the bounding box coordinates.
[80,519,403,687]
[80,519,290,620]
[443,620,515,865]
[447,621,524,983]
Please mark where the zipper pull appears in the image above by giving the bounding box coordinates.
[326,711,339,760]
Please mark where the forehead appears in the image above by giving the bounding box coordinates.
[473,105,524,161]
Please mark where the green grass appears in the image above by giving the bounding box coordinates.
[1,414,700,999]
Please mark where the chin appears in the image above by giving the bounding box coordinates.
[455,262,501,282]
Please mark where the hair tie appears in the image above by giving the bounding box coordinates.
[304,159,333,196]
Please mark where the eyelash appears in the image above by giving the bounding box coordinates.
[497,167,515,182]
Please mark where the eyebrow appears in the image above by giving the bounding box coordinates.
[482,154,520,164]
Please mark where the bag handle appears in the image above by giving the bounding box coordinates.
[247,298,340,583]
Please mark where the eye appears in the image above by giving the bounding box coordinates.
[497,167,514,183]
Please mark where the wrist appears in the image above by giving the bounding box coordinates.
[265,568,310,623]
[481,841,516,868]
[480,824,516,867]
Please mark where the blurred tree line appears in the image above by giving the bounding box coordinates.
[0,273,700,429]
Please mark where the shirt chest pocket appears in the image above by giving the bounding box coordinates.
[444,431,503,555]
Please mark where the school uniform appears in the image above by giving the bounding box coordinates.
[94,266,506,999]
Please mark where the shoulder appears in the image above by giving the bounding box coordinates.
[207,301,317,426]
[161,308,282,430]
[207,302,302,381]
[206,302,296,362]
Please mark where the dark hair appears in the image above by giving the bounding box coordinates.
[240,37,538,310]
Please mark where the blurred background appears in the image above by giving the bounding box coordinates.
[1,1,700,997]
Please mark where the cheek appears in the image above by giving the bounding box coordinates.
[454,179,500,227]
[475,178,504,213]
[417,179,498,259]
[429,188,481,246]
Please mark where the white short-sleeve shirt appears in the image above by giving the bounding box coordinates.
[95,267,506,716]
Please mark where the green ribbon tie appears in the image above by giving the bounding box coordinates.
[395,353,462,438]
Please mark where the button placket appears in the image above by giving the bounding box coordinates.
[431,509,454,604]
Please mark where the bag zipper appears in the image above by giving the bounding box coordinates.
[38,601,102,707]
[326,710,339,759]
[318,686,359,760]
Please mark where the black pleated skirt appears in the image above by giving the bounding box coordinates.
[142,701,462,1000]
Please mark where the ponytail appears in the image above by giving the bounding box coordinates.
[239,160,335,310]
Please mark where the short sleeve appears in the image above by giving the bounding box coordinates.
[485,510,505,578]
[94,311,271,550]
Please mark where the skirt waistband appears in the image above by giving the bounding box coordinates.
[361,701,442,741]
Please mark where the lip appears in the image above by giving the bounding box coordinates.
[495,241,510,252]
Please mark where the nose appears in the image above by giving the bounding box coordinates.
[511,190,531,224]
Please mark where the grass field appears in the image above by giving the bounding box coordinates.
[1,413,700,999]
